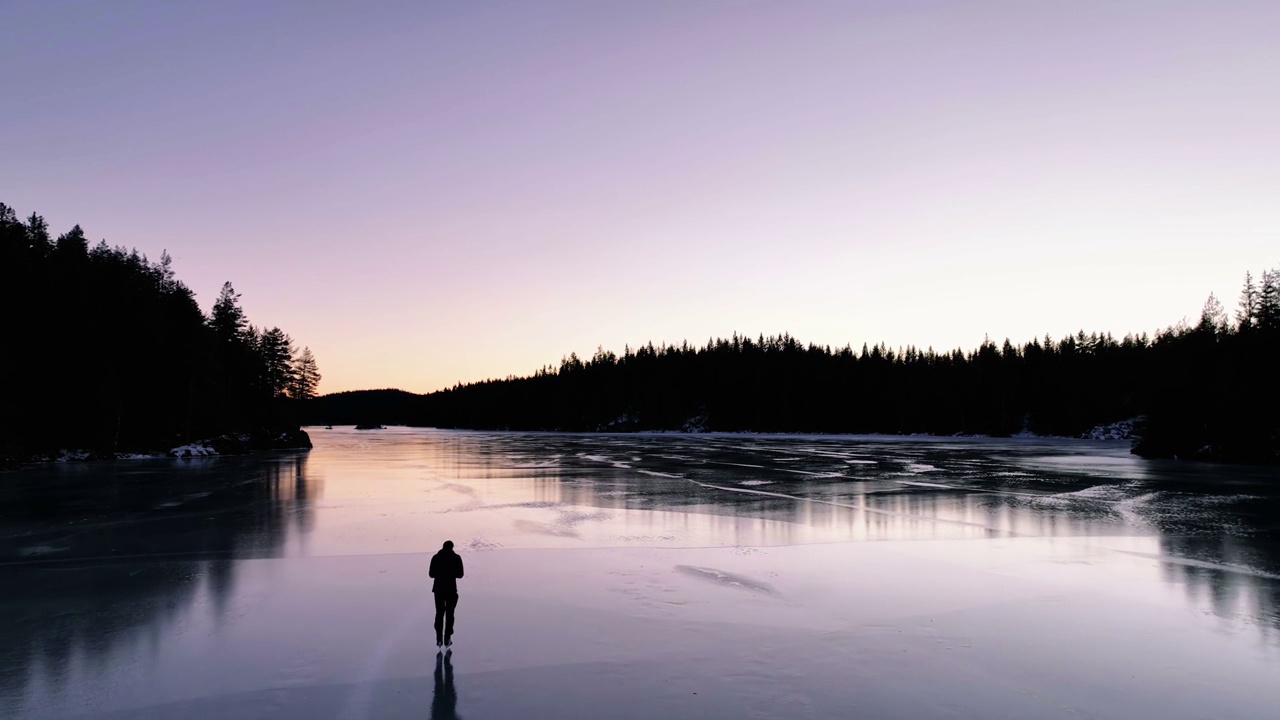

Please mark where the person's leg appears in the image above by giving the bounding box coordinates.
[443,592,458,641]
[433,592,446,645]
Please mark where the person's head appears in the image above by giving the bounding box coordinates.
[442,540,454,551]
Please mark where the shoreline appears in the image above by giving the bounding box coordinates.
[325,424,1136,447]
[0,427,312,470]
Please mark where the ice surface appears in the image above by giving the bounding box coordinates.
[2,428,1279,719]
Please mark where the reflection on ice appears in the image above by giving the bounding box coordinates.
[1,429,1278,719]
[0,454,318,717]
[432,651,457,720]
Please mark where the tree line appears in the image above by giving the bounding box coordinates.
[0,202,321,463]
[310,268,1278,464]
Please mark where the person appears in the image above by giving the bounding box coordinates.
[429,540,464,648]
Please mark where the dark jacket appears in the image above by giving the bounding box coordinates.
[429,549,464,593]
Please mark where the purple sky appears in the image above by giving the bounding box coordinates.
[4,1,1278,393]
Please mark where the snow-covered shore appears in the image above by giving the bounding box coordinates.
[5,428,313,467]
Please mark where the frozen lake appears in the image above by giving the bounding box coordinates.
[2,428,1279,719]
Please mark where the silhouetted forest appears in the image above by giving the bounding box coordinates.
[309,269,1279,465]
[0,202,320,465]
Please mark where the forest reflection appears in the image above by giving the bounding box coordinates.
[1158,534,1280,643]
[424,430,1280,640]
[0,453,317,712]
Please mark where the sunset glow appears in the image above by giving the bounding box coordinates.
[4,1,1277,393]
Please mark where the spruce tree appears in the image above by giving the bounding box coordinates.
[290,347,321,400]
[1198,293,1228,335]
[1258,269,1280,334]
[25,212,50,256]
[258,327,296,397]
[54,225,88,256]
[209,281,249,344]
[1236,272,1259,332]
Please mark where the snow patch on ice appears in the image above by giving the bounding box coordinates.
[19,545,69,557]
[512,508,612,538]
[469,501,561,511]
[1082,416,1145,440]
[776,468,845,478]
[1032,482,1159,528]
[1114,492,1159,527]
[897,480,957,490]
[598,412,647,431]
[1040,484,1132,503]
[680,414,708,433]
[170,443,217,458]
[1196,494,1263,505]
[577,453,632,469]
[513,459,560,468]
[466,538,502,552]
[739,480,774,486]
[674,565,777,595]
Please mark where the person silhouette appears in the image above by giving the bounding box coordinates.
[429,540,464,647]
[431,649,459,720]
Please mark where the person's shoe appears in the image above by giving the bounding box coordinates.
[436,635,444,648]
[444,635,452,648]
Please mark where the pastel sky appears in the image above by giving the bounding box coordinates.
[3,1,1278,394]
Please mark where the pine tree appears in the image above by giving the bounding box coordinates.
[1198,293,1228,335]
[1236,272,1259,332]
[258,327,296,397]
[209,281,249,344]
[54,224,88,256]
[1258,269,1280,334]
[25,212,51,256]
[157,250,177,291]
[290,347,321,400]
